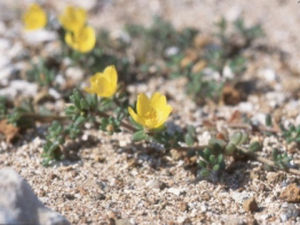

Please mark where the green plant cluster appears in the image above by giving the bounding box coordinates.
[197,131,262,179]
[0,97,35,128]
[26,59,56,87]
[126,16,198,56]
[131,121,185,149]
[3,14,298,179]
[42,89,129,165]
[169,17,264,104]
[281,124,300,144]
[272,148,292,170]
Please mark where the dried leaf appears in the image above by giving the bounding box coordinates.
[191,60,206,73]
[222,84,242,105]
[0,119,19,142]
[228,110,242,124]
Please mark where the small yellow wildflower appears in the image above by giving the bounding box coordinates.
[23,3,47,30]
[65,25,96,53]
[128,93,173,130]
[59,6,86,32]
[85,65,118,98]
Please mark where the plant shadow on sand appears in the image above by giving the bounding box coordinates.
[118,143,176,170]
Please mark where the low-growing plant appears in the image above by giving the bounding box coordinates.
[15,5,300,178]
[272,148,292,171]
[281,124,300,144]
[26,59,56,87]
[196,131,262,180]
[168,16,264,104]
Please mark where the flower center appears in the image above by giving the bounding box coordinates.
[143,108,158,127]
[78,30,89,42]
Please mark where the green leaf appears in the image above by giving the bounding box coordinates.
[129,116,143,130]
[184,125,196,146]
[209,155,216,165]
[225,142,236,155]
[249,141,261,152]
[132,130,147,142]
[212,164,220,172]
[217,154,224,164]
[184,133,194,146]
[230,131,248,146]
[80,98,89,110]
[208,138,226,152]
[198,160,207,168]
[265,114,272,127]
[230,132,242,145]
[202,148,211,160]
[199,168,210,178]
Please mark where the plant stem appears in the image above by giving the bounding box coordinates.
[238,146,300,176]
[21,113,67,122]
[97,111,135,132]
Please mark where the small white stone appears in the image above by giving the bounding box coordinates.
[165,46,179,57]
[0,168,70,225]
[23,30,57,44]
[259,68,277,82]
[55,74,66,86]
[167,187,185,196]
[223,65,234,80]
[0,80,38,98]
[251,113,267,126]
[237,102,253,113]
[48,88,61,99]
[197,131,211,146]
[65,67,84,83]
[0,38,10,51]
[295,114,300,126]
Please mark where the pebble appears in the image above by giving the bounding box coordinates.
[165,46,179,57]
[280,203,300,222]
[259,68,277,82]
[0,80,38,98]
[23,30,57,44]
[167,187,185,196]
[243,197,258,213]
[65,66,84,83]
[115,218,133,225]
[0,168,70,225]
[280,183,300,203]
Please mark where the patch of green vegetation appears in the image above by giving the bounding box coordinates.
[168,16,263,104]
[26,59,56,87]
[281,124,300,144]
[272,148,292,170]
[197,131,262,180]
[42,89,129,165]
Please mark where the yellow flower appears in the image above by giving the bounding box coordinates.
[128,93,173,130]
[85,65,118,98]
[23,3,47,30]
[59,6,86,32]
[65,25,96,53]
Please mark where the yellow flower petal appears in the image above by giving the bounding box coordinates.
[103,65,118,86]
[137,93,152,117]
[150,92,167,109]
[84,66,118,98]
[155,104,172,128]
[95,76,114,97]
[65,25,96,53]
[129,92,172,130]
[59,6,86,32]
[128,107,145,127]
[23,3,47,30]
[77,26,96,53]
[65,31,75,48]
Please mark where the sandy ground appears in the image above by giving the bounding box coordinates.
[0,0,300,224]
